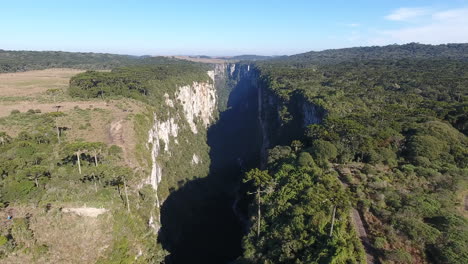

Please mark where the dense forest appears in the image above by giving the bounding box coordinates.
[69,62,211,105]
[238,44,468,263]
[277,43,468,66]
[0,50,187,73]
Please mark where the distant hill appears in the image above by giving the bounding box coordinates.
[217,55,274,61]
[0,50,188,73]
[272,43,468,66]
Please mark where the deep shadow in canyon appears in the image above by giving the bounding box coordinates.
[159,69,261,264]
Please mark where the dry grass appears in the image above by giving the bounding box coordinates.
[0,69,85,97]
[0,101,109,118]
[0,205,112,264]
[0,100,143,168]
[0,68,145,168]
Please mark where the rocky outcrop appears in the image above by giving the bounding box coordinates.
[176,78,217,134]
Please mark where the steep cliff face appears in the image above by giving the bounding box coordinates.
[257,82,326,157]
[157,63,262,263]
[212,62,326,166]
[143,72,217,231]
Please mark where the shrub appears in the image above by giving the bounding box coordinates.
[407,135,446,161]
[0,235,8,247]
[373,236,387,249]
[10,109,20,115]
[11,218,35,248]
[310,140,337,161]
[385,249,413,263]
[108,145,123,156]
[297,152,316,168]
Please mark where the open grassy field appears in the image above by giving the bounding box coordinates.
[0,69,85,97]
[0,68,145,167]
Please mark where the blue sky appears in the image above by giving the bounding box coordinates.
[1,0,468,56]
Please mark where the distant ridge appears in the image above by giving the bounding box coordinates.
[275,43,468,66]
[0,49,191,73]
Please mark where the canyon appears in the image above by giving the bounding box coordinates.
[145,63,324,263]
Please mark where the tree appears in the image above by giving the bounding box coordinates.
[407,135,445,161]
[63,142,108,174]
[46,112,66,144]
[24,165,50,187]
[311,140,337,161]
[297,152,322,175]
[88,142,106,167]
[64,142,89,174]
[291,140,303,152]
[244,168,272,237]
[46,88,62,103]
[106,167,133,212]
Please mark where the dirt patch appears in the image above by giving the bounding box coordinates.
[457,190,468,218]
[62,207,108,217]
[109,119,134,167]
[350,209,375,264]
[110,120,124,145]
[0,68,84,97]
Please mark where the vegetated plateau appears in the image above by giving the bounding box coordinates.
[0,43,466,264]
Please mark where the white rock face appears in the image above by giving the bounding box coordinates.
[148,214,160,232]
[176,80,217,134]
[191,154,200,165]
[230,64,236,76]
[164,93,174,107]
[207,70,215,81]
[145,115,179,197]
[143,71,217,232]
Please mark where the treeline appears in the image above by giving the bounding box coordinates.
[69,62,211,107]
[274,43,468,67]
[0,49,189,73]
[240,45,468,263]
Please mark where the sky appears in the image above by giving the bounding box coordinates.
[1,0,468,56]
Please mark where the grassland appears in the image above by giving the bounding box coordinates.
[0,69,146,167]
[0,69,84,97]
